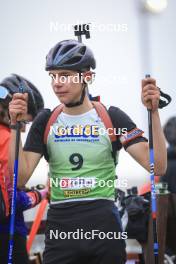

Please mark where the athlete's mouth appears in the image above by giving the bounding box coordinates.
[56,92,68,96]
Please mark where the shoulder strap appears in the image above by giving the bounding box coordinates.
[44,102,117,144]
[44,104,64,144]
[91,101,116,142]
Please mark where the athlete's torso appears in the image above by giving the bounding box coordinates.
[47,108,117,204]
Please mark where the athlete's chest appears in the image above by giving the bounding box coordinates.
[47,111,113,166]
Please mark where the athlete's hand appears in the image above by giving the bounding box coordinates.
[141,77,160,112]
[9,93,28,125]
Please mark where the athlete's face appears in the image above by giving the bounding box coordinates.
[49,70,83,105]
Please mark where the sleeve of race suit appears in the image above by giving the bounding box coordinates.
[108,106,148,150]
[23,108,51,161]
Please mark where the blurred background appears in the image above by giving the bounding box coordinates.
[0,0,175,255]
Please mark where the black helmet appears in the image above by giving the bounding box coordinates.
[164,117,176,146]
[45,39,96,72]
[0,74,44,118]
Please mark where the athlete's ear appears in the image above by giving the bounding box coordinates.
[82,71,95,85]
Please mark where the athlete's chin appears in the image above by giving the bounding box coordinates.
[57,95,70,104]
[58,95,78,105]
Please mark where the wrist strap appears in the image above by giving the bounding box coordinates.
[9,123,22,130]
[158,87,172,109]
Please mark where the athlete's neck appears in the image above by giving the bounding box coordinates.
[63,96,93,115]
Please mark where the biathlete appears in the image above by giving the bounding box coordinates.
[0,74,47,263]
[8,40,167,264]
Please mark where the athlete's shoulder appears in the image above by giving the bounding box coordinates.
[107,105,135,129]
[24,109,52,154]
[33,108,51,122]
[31,108,52,129]
[108,105,128,116]
[26,108,52,141]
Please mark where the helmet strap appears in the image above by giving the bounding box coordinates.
[65,83,87,108]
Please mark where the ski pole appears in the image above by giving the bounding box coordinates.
[145,74,159,264]
[8,83,24,264]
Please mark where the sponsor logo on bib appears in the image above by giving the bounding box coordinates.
[60,177,96,190]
